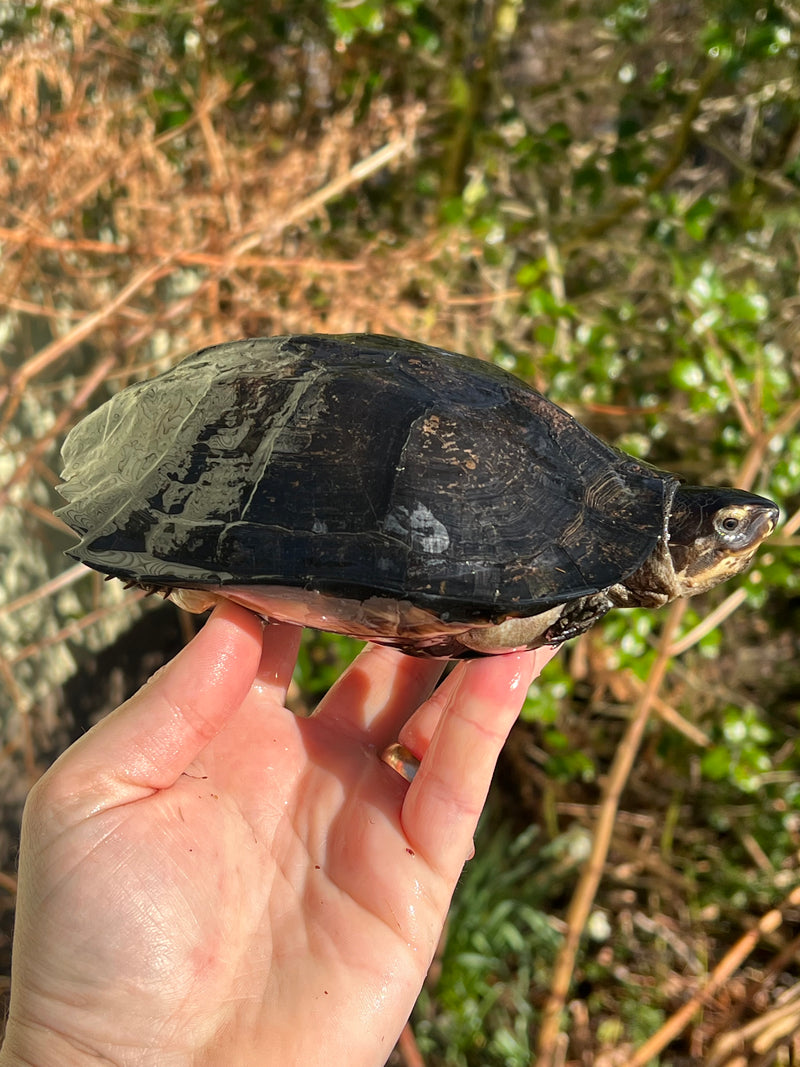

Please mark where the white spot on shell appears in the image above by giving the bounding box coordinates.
[385,504,450,554]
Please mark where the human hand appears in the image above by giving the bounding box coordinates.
[0,603,557,1067]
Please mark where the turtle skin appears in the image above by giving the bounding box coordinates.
[57,334,676,645]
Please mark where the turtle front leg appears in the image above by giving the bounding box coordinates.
[539,593,614,645]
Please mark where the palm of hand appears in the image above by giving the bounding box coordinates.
[3,606,554,1067]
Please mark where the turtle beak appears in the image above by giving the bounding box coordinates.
[751,501,780,545]
[729,499,779,559]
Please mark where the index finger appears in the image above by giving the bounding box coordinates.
[400,646,558,876]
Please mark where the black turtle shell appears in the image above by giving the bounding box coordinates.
[57,334,676,624]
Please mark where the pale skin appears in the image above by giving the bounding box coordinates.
[0,602,557,1067]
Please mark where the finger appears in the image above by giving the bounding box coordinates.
[397,645,558,761]
[401,646,559,875]
[312,642,444,747]
[43,601,265,807]
[397,662,466,757]
[253,620,304,705]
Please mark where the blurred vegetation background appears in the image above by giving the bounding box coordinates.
[1,1,799,1063]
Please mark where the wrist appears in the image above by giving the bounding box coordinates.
[0,1019,113,1067]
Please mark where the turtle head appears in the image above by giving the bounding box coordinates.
[666,486,779,597]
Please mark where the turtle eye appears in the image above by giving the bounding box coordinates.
[714,507,746,537]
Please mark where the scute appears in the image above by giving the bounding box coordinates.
[58,334,676,623]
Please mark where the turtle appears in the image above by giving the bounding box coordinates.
[56,334,779,657]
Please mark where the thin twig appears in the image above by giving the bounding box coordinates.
[10,591,148,666]
[229,136,414,261]
[0,563,89,619]
[528,171,569,361]
[536,600,687,1065]
[445,288,522,306]
[0,871,18,895]
[739,399,800,497]
[668,587,748,657]
[398,1022,426,1067]
[189,75,241,232]
[0,354,116,505]
[781,502,800,539]
[622,885,800,1067]
[0,260,170,431]
[624,672,711,747]
[0,227,366,274]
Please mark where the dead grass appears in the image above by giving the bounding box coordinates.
[0,4,490,721]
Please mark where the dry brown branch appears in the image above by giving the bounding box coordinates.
[738,399,800,499]
[9,591,149,667]
[0,564,88,620]
[444,288,523,306]
[0,227,370,275]
[0,228,127,255]
[528,171,569,360]
[622,672,712,747]
[781,503,800,539]
[190,76,240,232]
[228,134,416,261]
[668,588,750,657]
[536,599,688,1065]
[623,885,800,1067]
[0,354,116,505]
[397,1022,426,1067]
[0,872,17,895]
[0,657,25,715]
[0,261,170,431]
